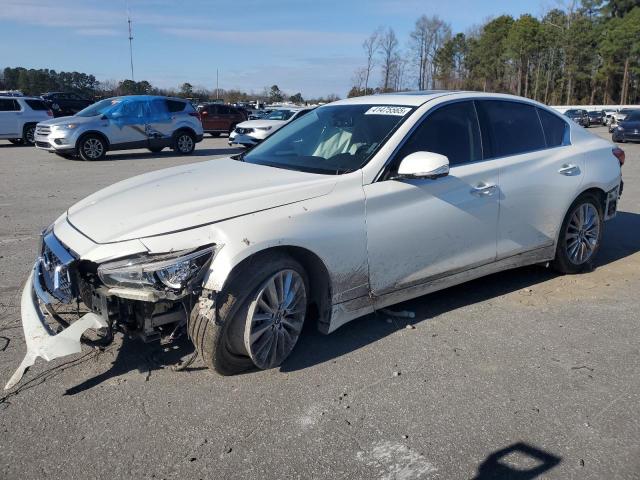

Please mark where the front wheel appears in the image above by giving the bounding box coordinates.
[552,194,603,274]
[78,135,107,161]
[173,131,196,154]
[189,253,309,375]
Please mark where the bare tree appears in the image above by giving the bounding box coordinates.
[410,15,451,90]
[362,28,382,93]
[379,28,399,91]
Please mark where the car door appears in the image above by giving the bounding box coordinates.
[106,98,149,149]
[364,100,500,297]
[0,98,20,137]
[146,98,174,147]
[475,100,583,258]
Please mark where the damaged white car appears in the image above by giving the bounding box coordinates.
[7,91,624,389]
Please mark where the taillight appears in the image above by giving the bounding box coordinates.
[612,147,625,166]
[47,110,53,117]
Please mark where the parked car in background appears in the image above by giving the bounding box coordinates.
[609,108,639,132]
[588,110,605,125]
[612,109,640,143]
[229,108,314,147]
[603,109,618,126]
[41,92,94,117]
[564,109,590,127]
[6,91,624,389]
[197,103,247,137]
[0,90,24,97]
[34,95,203,160]
[0,96,52,145]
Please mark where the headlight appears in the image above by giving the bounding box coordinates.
[98,246,217,291]
[55,124,78,130]
[256,126,272,131]
[617,126,624,132]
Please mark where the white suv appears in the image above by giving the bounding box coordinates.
[0,96,52,145]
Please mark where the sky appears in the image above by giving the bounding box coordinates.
[0,0,550,98]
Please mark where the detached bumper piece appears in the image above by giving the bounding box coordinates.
[604,184,621,221]
[5,270,108,390]
[5,232,108,390]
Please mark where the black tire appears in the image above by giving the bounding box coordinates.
[173,130,196,154]
[148,146,164,153]
[188,252,309,375]
[209,132,220,138]
[77,134,107,161]
[22,124,36,145]
[551,193,604,274]
[8,139,22,145]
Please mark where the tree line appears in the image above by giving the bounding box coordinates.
[349,0,640,105]
[0,67,337,105]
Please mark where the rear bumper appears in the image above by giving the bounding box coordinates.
[4,264,108,390]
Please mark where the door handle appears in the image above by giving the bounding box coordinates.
[470,183,498,197]
[558,164,581,176]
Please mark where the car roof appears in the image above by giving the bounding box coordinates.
[107,95,188,102]
[0,95,43,100]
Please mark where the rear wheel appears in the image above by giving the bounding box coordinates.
[189,253,309,375]
[551,193,603,274]
[173,131,196,154]
[78,135,107,161]
[22,124,36,145]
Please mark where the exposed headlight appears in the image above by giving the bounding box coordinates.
[256,126,272,131]
[98,246,217,291]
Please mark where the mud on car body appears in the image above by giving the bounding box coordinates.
[6,91,623,389]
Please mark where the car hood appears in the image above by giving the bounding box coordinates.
[237,119,287,129]
[66,158,336,244]
[38,115,94,126]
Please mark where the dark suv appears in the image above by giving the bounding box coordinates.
[41,92,93,117]
[197,104,247,137]
[564,109,590,127]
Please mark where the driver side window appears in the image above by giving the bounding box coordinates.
[395,101,482,169]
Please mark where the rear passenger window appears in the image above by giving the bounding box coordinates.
[537,108,570,147]
[25,99,49,110]
[396,101,482,166]
[477,100,546,157]
[166,100,186,112]
[0,99,19,111]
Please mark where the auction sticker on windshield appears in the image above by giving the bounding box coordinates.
[365,106,412,116]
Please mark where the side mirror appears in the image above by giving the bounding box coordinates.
[396,151,449,180]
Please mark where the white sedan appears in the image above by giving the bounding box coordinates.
[7,91,624,388]
[229,108,314,147]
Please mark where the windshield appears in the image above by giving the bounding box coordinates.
[265,110,294,121]
[76,98,122,117]
[566,109,581,115]
[626,111,640,121]
[242,104,415,174]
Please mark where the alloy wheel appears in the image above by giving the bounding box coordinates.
[177,134,194,153]
[82,138,104,159]
[244,269,307,369]
[25,126,35,144]
[565,203,600,265]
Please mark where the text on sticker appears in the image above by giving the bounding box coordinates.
[365,106,412,116]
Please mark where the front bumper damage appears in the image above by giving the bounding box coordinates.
[5,268,108,390]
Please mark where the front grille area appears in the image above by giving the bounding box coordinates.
[235,127,254,135]
[38,233,76,303]
[36,125,51,136]
[36,141,51,148]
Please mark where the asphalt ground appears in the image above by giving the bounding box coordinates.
[0,127,638,479]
